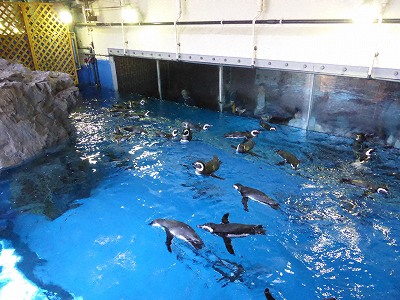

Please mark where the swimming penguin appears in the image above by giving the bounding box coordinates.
[358,148,375,163]
[112,126,131,142]
[139,98,147,105]
[124,110,150,119]
[234,138,257,155]
[149,219,204,252]
[197,213,266,255]
[352,133,374,162]
[341,178,389,196]
[182,121,212,131]
[193,155,224,179]
[276,149,300,170]
[233,183,280,211]
[264,288,276,300]
[224,130,260,139]
[156,129,179,140]
[259,120,276,131]
[180,128,192,142]
[122,125,147,134]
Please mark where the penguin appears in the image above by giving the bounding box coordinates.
[182,121,212,131]
[124,110,150,119]
[193,155,224,179]
[341,178,389,196]
[358,148,375,163]
[139,98,147,105]
[259,120,276,131]
[224,130,260,139]
[122,125,147,134]
[234,138,257,155]
[149,219,204,252]
[180,128,192,142]
[276,149,300,170]
[197,213,266,255]
[112,126,130,142]
[264,288,276,300]
[233,183,280,211]
[156,129,179,140]
[352,133,374,162]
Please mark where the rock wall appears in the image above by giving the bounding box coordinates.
[0,59,79,170]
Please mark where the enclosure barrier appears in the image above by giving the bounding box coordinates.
[0,2,78,85]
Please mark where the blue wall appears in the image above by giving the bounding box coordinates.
[77,58,114,91]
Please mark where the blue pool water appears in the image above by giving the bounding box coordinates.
[1,89,399,300]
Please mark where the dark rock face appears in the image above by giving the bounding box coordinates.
[0,59,79,170]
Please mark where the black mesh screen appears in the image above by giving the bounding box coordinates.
[113,56,159,97]
[159,60,219,110]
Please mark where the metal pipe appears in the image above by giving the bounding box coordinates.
[218,65,224,112]
[156,60,163,99]
[252,0,264,66]
[75,18,400,27]
[305,73,315,131]
[174,0,182,60]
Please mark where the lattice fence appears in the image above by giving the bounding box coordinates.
[0,2,34,70]
[0,2,78,84]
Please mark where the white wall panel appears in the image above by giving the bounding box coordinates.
[74,0,400,76]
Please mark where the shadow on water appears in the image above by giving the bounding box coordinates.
[3,145,106,221]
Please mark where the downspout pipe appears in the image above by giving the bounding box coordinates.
[175,0,182,60]
[252,0,264,67]
[367,0,390,79]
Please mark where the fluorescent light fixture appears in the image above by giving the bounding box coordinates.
[59,10,73,24]
[122,6,142,23]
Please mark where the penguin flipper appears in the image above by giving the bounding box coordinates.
[223,237,235,255]
[241,197,249,212]
[165,230,174,252]
[222,213,230,224]
[277,161,286,166]
[248,151,260,157]
[210,173,225,180]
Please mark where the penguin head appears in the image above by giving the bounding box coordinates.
[233,183,243,192]
[236,143,245,153]
[182,121,189,128]
[114,126,122,134]
[140,98,146,105]
[202,124,212,130]
[149,219,162,227]
[251,130,260,137]
[171,129,179,137]
[355,133,366,142]
[197,223,214,233]
[193,161,205,174]
[144,110,150,117]
[181,128,192,142]
[377,187,389,194]
[360,148,375,163]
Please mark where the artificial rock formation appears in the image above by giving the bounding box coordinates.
[0,59,79,170]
